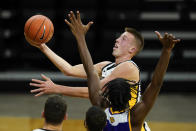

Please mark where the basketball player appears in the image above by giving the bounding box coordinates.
[85,106,107,131]
[27,11,143,108]
[64,11,180,131]
[33,95,67,131]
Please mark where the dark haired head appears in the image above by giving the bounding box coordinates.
[85,106,107,131]
[102,78,138,111]
[44,95,67,125]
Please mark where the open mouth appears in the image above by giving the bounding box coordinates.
[113,44,118,50]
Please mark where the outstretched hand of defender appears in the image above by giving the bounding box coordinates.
[64,11,93,38]
[155,31,180,50]
[30,74,58,97]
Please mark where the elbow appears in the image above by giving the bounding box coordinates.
[62,70,73,76]
[63,72,71,76]
[61,66,74,76]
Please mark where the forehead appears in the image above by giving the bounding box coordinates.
[121,32,135,40]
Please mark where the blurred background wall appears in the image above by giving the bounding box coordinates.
[0,0,196,130]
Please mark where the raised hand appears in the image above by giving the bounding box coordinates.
[24,33,46,49]
[64,11,93,38]
[30,74,59,97]
[155,31,180,51]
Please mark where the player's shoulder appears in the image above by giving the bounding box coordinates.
[110,61,139,78]
[117,60,139,71]
[99,61,112,66]
[96,61,112,68]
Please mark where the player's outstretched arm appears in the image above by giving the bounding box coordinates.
[38,45,110,78]
[29,74,89,98]
[25,33,87,78]
[65,11,103,106]
[131,31,180,124]
[25,22,109,79]
[29,72,116,98]
[38,44,88,78]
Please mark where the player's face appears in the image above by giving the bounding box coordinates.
[112,32,136,58]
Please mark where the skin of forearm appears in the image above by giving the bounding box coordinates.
[39,44,73,76]
[75,35,102,105]
[54,78,106,99]
[75,35,95,76]
[151,48,171,88]
[143,48,172,106]
[56,84,89,98]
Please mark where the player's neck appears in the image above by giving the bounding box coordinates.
[115,55,133,64]
[43,122,63,131]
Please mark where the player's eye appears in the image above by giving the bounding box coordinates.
[121,36,125,40]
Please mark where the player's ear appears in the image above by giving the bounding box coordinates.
[128,47,136,54]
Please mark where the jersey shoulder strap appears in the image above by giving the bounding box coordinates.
[101,62,115,72]
[127,60,140,71]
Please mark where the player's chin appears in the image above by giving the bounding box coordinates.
[112,51,118,57]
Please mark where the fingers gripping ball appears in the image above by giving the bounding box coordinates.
[24,15,54,45]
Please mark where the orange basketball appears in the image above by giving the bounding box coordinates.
[24,15,54,45]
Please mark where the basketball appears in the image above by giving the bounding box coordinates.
[24,15,54,45]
